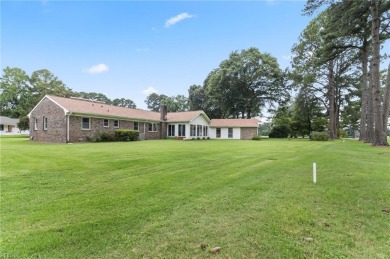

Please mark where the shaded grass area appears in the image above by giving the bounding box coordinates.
[1,136,389,258]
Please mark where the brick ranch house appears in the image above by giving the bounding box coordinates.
[28,95,259,143]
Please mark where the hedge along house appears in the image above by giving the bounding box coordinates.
[209,119,259,140]
[28,95,212,143]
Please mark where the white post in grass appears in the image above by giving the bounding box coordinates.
[313,163,317,184]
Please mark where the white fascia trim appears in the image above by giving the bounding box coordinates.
[189,112,211,124]
[27,95,69,117]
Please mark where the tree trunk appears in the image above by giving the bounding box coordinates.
[327,60,337,139]
[359,46,369,141]
[370,0,388,146]
[382,63,390,135]
[366,62,375,143]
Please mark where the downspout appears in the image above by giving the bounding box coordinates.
[67,112,71,143]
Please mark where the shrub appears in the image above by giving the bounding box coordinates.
[115,129,139,141]
[98,131,116,142]
[269,125,289,138]
[311,132,329,141]
[252,134,261,140]
[207,137,210,140]
[338,129,347,138]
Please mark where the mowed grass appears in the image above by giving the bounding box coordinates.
[1,136,389,258]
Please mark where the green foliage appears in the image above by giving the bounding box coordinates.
[269,125,290,138]
[203,47,286,119]
[114,129,139,141]
[252,134,261,140]
[312,117,327,132]
[145,93,189,112]
[311,131,329,141]
[338,129,348,138]
[17,116,29,131]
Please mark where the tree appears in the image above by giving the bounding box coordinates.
[188,85,205,111]
[78,92,112,104]
[290,87,325,137]
[17,116,29,131]
[291,8,361,139]
[30,69,73,105]
[112,98,136,108]
[204,48,285,119]
[303,0,390,145]
[0,67,31,118]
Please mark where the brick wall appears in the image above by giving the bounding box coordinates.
[240,128,257,140]
[29,98,67,143]
[69,117,152,142]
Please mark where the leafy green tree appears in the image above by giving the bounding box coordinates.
[0,67,32,118]
[145,93,165,112]
[188,85,205,111]
[78,92,112,104]
[30,69,74,105]
[17,116,29,131]
[204,48,285,119]
[112,98,136,108]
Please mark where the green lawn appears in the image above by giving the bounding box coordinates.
[1,136,389,258]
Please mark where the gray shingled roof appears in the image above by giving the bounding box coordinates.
[0,116,19,126]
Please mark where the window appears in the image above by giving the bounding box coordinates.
[114,120,120,128]
[178,124,186,137]
[148,123,157,132]
[228,128,233,138]
[168,125,175,136]
[103,119,109,127]
[82,117,90,130]
[216,128,221,138]
[34,118,38,130]
[43,117,48,130]
[0,124,4,131]
[197,125,203,137]
[190,124,196,137]
[203,126,208,137]
[134,122,139,131]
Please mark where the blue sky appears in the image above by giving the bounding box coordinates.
[1,1,336,109]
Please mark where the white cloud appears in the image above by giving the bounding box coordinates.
[164,12,194,28]
[142,86,158,96]
[84,63,109,74]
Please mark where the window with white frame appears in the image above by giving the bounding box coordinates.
[103,119,109,127]
[134,122,139,131]
[43,117,48,130]
[148,123,157,132]
[197,125,203,136]
[190,124,196,137]
[216,128,221,138]
[82,117,90,130]
[228,128,233,138]
[34,118,38,130]
[0,124,4,131]
[178,124,186,137]
[168,125,175,136]
[203,126,208,137]
[114,120,119,128]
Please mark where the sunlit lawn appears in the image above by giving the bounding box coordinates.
[1,135,389,258]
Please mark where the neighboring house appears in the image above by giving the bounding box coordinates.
[0,116,20,134]
[28,95,259,143]
[209,119,259,140]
